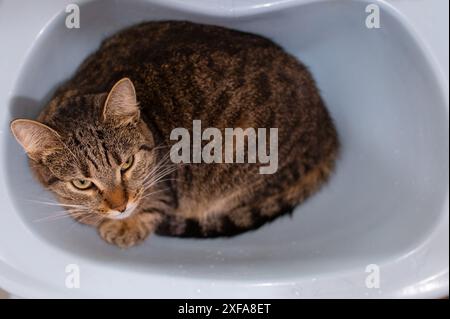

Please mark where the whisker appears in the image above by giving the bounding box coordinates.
[33,211,90,223]
[140,188,171,200]
[36,208,88,218]
[74,213,94,225]
[144,173,176,189]
[143,155,174,182]
[143,178,177,193]
[26,199,87,209]
[144,163,177,181]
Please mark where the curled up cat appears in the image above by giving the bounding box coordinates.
[10,21,339,248]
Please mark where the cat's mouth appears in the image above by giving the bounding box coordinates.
[107,201,139,220]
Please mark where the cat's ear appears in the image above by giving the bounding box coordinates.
[10,119,64,161]
[103,78,140,126]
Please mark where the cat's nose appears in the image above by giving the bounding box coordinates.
[112,203,127,213]
[105,186,128,213]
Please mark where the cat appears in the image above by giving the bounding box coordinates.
[11,21,339,248]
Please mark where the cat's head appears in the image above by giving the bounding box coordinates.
[11,78,158,223]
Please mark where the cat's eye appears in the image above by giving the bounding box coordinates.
[71,179,93,190]
[121,155,134,171]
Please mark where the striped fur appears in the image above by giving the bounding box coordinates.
[11,21,339,247]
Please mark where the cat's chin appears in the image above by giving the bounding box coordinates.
[106,202,139,220]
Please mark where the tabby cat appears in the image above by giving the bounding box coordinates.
[11,21,339,248]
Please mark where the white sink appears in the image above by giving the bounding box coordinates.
[0,0,448,298]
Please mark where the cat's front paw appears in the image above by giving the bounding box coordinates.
[98,216,151,249]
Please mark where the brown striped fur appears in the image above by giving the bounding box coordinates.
[10,21,339,248]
